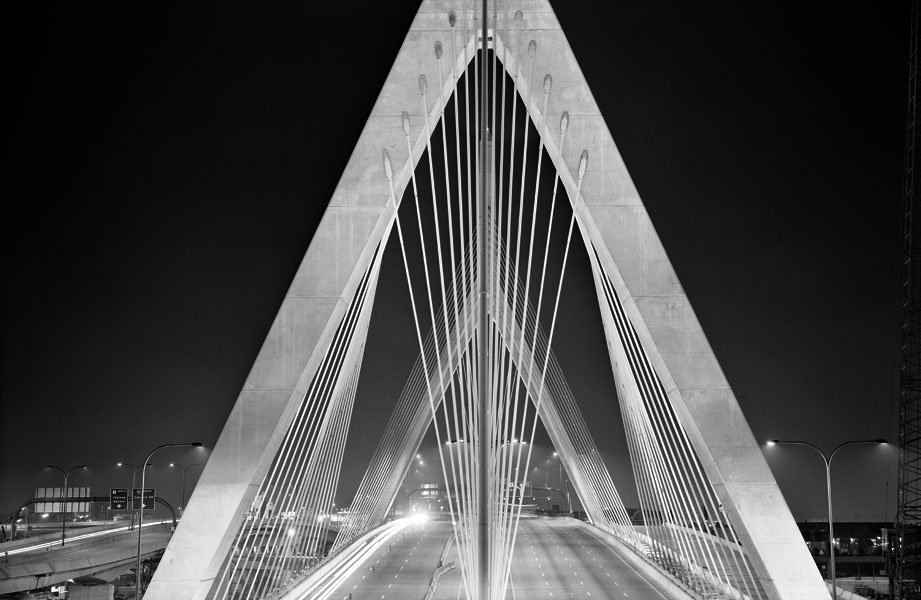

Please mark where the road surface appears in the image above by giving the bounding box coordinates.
[315,517,673,600]
[305,518,452,600]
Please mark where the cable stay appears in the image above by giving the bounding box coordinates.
[164,3,818,600]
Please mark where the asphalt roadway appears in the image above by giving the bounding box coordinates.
[322,517,673,600]
[320,519,453,600]
[499,518,671,600]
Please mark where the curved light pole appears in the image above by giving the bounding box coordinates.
[44,464,87,546]
[168,463,200,517]
[136,442,202,599]
[116,461,154,492]
[767,438,887,599]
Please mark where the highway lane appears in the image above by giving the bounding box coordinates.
[316,519,452,600]
[2,520,170,556]
[433,517,672,600]
[508,518,670,599]
[277,516,676,600]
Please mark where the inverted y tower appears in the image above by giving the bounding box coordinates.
[146,2,829,599]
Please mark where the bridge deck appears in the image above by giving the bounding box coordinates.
[317,520,451,600]
[431,518,672,600]
[311,517,676,600]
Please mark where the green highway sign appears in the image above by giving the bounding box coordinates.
[132,488,155,510]
[110,488,128,510]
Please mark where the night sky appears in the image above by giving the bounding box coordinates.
[1,1,907,526]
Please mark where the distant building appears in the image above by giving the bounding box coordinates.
[797,521,893,579]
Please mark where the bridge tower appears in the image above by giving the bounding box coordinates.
[145,2,831,599]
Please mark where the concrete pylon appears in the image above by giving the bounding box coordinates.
[148,1,828,599]
[495,3,829,599]
[145,3,463,598]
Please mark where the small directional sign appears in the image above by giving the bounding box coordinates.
[132,488,156,510]
[110,488,128,510]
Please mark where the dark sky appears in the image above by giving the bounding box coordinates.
[1,0,907,525]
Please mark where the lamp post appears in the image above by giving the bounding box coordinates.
[117,462,152,530]
[44,464,87,547]
[136,442,202,599]
[117,462,154,492]
[168,463,200,517]
[766,438,887,599]
[531,467,547,510]
[550,452,570,512]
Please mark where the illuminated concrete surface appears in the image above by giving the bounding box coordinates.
[146,0,828,596]
[0,522,171,594]
[146,3,461,594]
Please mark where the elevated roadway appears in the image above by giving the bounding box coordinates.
[432,518,676,600]
[291,516,682,600]
[279,517,450,600]
[0,521,172,595]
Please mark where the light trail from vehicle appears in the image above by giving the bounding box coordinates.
[4,520,169,556]
[291,515,429,600]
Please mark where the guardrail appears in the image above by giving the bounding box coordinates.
[424,529,457,600]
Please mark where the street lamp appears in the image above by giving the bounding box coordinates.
[168,463,200,517]
[766,438,887,599]
[550,452,569,512]
[531,467,548,510]
[407,468,422,514]
[44,464,87,546]
[116,462,154,492]
[136,442,203,599]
